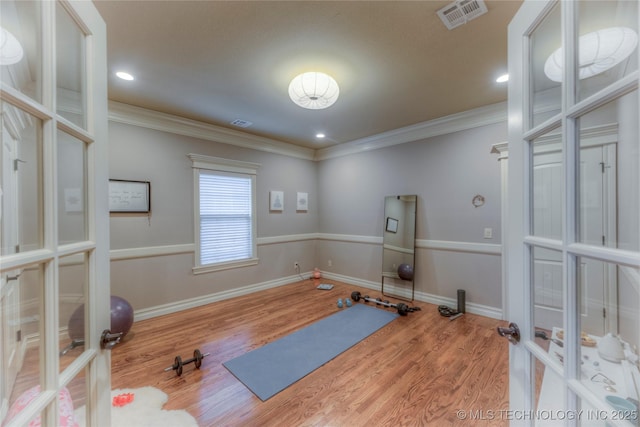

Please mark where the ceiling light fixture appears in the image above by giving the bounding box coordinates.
[316,133,326,139]
[0,26,24,65]
[496,74,509,83]
[544,27,638,82]
[288,72,339,110]
[116,71,134,81]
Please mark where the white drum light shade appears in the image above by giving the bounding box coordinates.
[544,27,638,82]
[288,72,339,109]
[0,26,24,65]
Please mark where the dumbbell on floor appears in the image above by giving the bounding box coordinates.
[164,349,210,376]
[350,291,421,316]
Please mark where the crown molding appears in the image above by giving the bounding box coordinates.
[314,101,508,161]
[108,101,316,161]
[108,100,508,163]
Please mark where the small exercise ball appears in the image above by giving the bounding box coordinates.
[397,263,414,281]
[67,295,134,340]
[110,295,134,339]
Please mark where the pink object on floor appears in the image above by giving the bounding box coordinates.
[4,385,79,427]
[112,393,135,407]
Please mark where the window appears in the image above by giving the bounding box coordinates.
[189,154,259,273]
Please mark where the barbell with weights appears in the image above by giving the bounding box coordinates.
[164,349,210,376]
[350,291,421,316]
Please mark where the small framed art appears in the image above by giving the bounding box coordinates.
[270,190,284,211]
[297,192,308,211]
[385,217,398,233]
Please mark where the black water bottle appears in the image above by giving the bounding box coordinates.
[457,289,466,313]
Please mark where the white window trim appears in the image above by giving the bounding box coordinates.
[188,154,260,274]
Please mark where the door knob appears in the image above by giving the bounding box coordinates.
[497,322,520,345]
[100,329,123,350]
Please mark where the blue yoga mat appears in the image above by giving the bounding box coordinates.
[223,303,398,401]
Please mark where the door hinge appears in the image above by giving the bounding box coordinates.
[16,330,21,342]
[602,235,606,246]
[603,307,606,318]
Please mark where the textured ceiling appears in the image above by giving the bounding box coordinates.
[94,0,523,149]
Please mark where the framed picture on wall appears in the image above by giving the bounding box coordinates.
[270,190,284,211]
[386,217,398,233]
[109,179,151,213]
[296,192,308,211]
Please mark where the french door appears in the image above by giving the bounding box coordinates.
[0,1,110,426]
[506,0,639,425]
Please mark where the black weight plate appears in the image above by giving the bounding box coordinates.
[397,303,409,316]
[351,291,361,302]
[175,355,183,376]
[194,349,202,369]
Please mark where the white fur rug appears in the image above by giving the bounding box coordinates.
[75,386,198,427]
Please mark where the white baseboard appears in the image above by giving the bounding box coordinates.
[133,274,305,321]
[321,272,503,320]
[130,269,502,323]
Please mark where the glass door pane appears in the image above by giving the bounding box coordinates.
[0,0,41,102]
[578,256,640,420]
[56,2,86,129]
[533,246,565,360]
[57,130,87,245]
[59,252,87,372]
[0,101,43,255]
[578,90,639,252]
[2,262,43,425]
[531,2,561,129]
[577,1,639,102]
[532,127,563,239]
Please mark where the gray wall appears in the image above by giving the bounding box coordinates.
[317,123,504,309]
[108,115,506,317]
[108,121,319,312]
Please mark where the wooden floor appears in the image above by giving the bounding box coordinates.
[111,280,510,426]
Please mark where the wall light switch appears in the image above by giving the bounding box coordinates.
[484,227,493,239]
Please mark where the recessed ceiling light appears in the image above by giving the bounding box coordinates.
[116,71,134,81]
[496,74,509,83]
[316,133,326,139]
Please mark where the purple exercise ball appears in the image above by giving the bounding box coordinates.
[397,263,414,281]
[68,295,134,340]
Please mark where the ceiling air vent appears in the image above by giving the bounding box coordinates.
[230,119,252,128]
[437,0,488,30]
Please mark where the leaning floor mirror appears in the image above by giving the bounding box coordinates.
[381,195,417,301]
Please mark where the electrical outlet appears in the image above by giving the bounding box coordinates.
[294,262,299,270]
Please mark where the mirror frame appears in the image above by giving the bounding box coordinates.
[381,195,417,301]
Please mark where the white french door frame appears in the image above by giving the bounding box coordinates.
[0,1,110,426]
[507,0,640,425]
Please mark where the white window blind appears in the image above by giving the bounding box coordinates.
[199,172,253,265]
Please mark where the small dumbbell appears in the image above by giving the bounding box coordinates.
[164,349,210,376]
